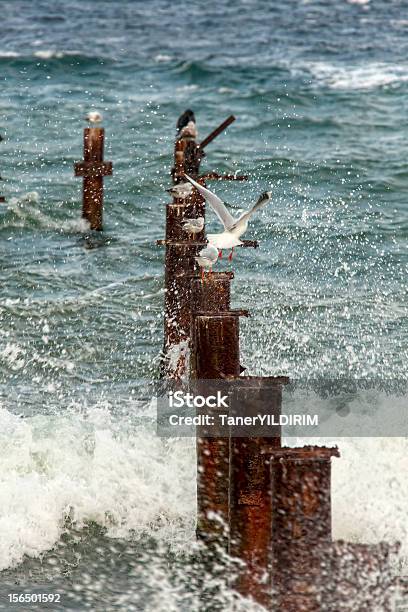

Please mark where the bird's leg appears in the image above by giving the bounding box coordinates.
[218,249,223,259]
[228,247,234,261]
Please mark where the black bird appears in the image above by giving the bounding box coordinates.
[176,109,195,134]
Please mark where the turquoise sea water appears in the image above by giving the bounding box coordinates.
[0,1,407,609]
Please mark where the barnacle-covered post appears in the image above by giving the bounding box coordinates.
[74,127,112,231]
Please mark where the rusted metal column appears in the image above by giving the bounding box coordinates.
[0,134,4,203]
[191,272,233,315]
[263,446,339,612]
[228,376,288,609]
[162,125,204,379]
[192,311,243,546]
[74,127,112,231]
[161,111,248,379]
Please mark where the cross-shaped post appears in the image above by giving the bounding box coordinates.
[74,127,112,231]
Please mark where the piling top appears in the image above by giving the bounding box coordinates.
[261,445,340,459]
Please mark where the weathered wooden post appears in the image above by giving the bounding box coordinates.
[74,127,112,231]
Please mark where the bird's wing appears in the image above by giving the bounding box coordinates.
[230,191,271,230]
[184,174,235,230]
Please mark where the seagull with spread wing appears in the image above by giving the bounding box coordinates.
[184,174,272,260]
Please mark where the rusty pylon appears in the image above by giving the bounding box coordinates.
[0,133,5,203]
[160,111,246,380]
[74,127,113,231]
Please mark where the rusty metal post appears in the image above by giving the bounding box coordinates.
[263,446,339,612]
[191,271,233,317]
[161,111,255,379]
[0,134,4,203]
[74,127,112,231]
[228,376,288,609]
[162,126,205,379]
[192,310,243,547]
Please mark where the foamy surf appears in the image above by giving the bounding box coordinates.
[0,399,406,574]
[0,404,196,571]
[303,61,408,90]
[1,192,90,233]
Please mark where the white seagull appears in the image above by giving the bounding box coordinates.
[86,111,103,124]
[195,243,218,281]
[179,120,198,140]
[182,216,204,237]
[184,174,272,260]
[167,182,194,199]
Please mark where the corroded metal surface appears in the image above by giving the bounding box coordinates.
[199,115,236,150]
[193,313,241,380]
[193,312,241,547]
[264,446,340,612]
[163,128,203,379]
[229,377,288,609]
[74,127,112,231]
[0,134,4,202]
[164,243,198,358]
[191,272,233,313]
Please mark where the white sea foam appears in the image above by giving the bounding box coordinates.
[0,394,406,574]
[0,404,196,570]
[176,84,199,93]
[0,51,20,58]
[332,437,408,556]
[0,50,79,60]
[4,192,90,233]
[34,50,81,60]
[34,50,64,60]
[154,54,173,63]
[304,61,408,90]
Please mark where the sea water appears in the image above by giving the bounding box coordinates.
[0,0,407,609]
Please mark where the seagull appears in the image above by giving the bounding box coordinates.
[167,182,194,199]
[86,111,103,124]
[182,216,204,237]
[179,121,198,140]
[195,243,218,281]
[177,109,196,134]
[184,174,272,260]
